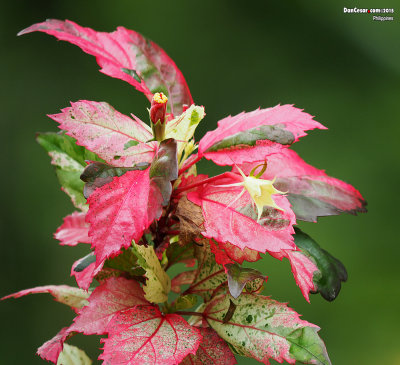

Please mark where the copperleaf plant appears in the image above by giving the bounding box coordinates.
[2,19,367,364]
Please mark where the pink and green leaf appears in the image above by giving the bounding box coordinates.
[204,292,331,365]
[1,285,89,312]
[20,19,193,115]
[81,160,150,198]
[239,148,367,222]
[49,101,156,167]
[100,306,201,365]
[181,327,237,365]
[71,254,97,290]
[198,105,326,165]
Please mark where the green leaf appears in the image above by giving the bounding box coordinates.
[185,240,227,302]
[103,247,145,276]
[57,344,92,365]
[37,132,102,210]
[225,263,266,299]
[205,124,294,153]
[80,160,149,198]
[170,294,198,312]
[121,67,142,83]
[131,243,171,303]
[165,105,205,158]
[166,241,195,270]
[204,291,331,365]
[149,138,178,205]
[294,227,347,301]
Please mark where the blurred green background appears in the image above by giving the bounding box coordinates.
[1,1,399,364]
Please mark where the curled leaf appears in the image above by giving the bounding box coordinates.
[225,263,266,299]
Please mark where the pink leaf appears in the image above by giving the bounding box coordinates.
[20,19,193,115]
[70,277,149,335]
[198,105,326,165]
[101,306,202,365]
[37,327,71,363]
[49,101,156,167]
[54,211,91,246]
[1,285,88,313]
[86,168,163,270]
[237,148,367,221]
[270,250,318,303]
[187,173,297,254]
[181,327,237,365]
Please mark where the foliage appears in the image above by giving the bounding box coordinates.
[2,19,367,364]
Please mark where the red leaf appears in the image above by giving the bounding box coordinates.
[188,173,296,254]
[181,327,236,365]
[37,327,71,363]
[54,211,90,246]
[101,306,201,365]
[49,101,156,167]
[198,105,326,165]
[20,19,193,115]
[86,169,163,270]
[70,277,149,335]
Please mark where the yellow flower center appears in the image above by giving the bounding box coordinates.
[153,92,168,104]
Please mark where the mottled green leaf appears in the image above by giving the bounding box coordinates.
[204,291,331,365]
[131,243,171,303]
[185,240,227,301]
[294,227,347,301]
[226,263,266,299]
[37,132,102,210]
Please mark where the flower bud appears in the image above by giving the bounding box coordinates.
[150,92,168,125]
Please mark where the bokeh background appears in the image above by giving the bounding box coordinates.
[1,1,399,364]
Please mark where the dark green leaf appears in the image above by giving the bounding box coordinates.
[294,227,347,301]
[73,253,96,273]
[149,138,178,206]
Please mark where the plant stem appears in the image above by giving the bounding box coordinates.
[173,172,241,195]
[178,153,202,175]
[173,311,204,317]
